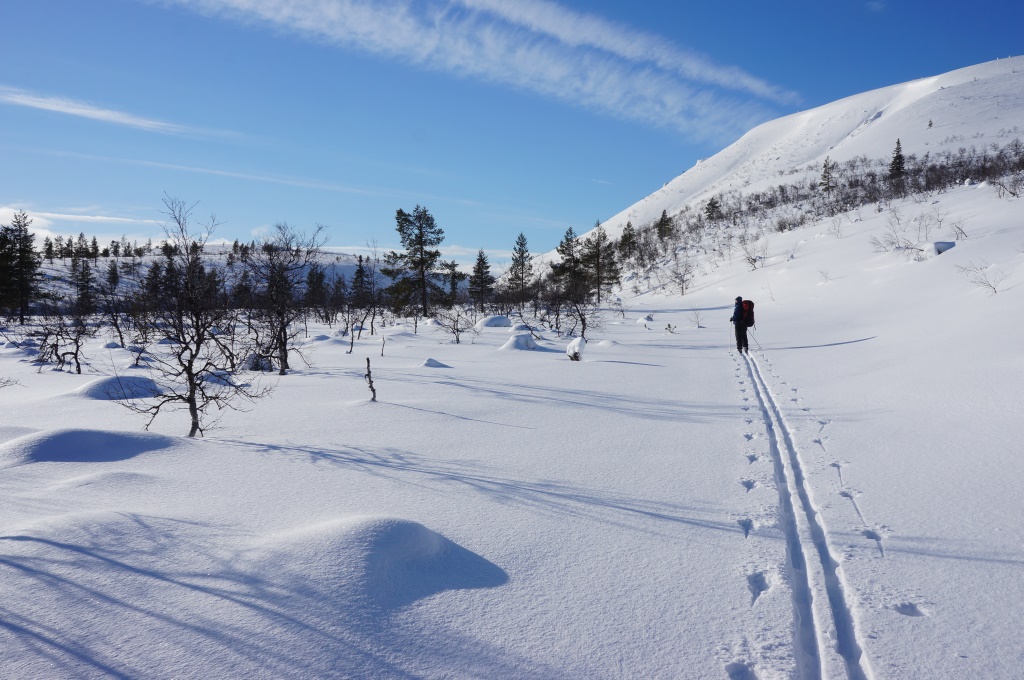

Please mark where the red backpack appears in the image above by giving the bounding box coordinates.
[742,300,755,328]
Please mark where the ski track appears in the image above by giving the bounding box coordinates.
[743,351,872,680]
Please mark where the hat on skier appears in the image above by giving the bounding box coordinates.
[735,296,742,302]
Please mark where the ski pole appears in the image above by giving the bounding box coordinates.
[749,328,763,352]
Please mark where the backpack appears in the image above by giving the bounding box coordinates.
[742,300,755,328]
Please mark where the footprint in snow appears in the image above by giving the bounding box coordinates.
[746,571,770,605]
[740,479,757,493]
[892,602,929,617]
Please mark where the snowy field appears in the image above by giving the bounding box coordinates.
[3,57,1024,679]
[2,175,1023,679]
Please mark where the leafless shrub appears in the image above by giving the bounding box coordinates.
[992,172,1023,198]
[689,307,704,328]
[433,305,478,344]
[956,260,1008,295]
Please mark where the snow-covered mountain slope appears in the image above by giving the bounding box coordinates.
[597,56,1024,239]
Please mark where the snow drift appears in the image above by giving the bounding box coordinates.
[0,429,177,468]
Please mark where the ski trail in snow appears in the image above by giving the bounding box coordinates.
[740,354,822,680]
[744,354,871,680]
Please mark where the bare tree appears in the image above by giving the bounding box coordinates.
[116,196,269,437]
[434,304,477,344]
[242,222,327,375]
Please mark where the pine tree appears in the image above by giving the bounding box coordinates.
[467,249,495,311]
[704,197,723,222]
[508,233,533,311]
[580,221,620,304]
[0,210,42,323]
[382,205,444,317]
[551,226,587,303]
[618,220,638,263]
[438,260,467,308]
[655,210,674,241]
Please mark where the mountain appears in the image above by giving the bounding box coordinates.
[595,56,1024,242]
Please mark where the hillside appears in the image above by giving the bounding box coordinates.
[590,56,1024,242]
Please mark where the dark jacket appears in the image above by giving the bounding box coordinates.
[730,301,744,324]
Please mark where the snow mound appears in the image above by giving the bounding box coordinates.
[420,358,450,368]
[595,339,618,348]
[72,375,161,400]
[566,337,587,360]
[475,315,512,329]
[102,341,121,349]
[308,334,331,342]
[248,516,507,610]
[499,334,539,351]
[2,340,19,349]
[0,429,178,468]
[918,241,957,259]
[636,315,654,324]
[509,323,533,333]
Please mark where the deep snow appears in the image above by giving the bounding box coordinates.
[2,57,1023,679]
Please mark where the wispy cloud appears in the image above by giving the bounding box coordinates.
[0,86,232,138]
[158,0,794,142]
[455,0,799,105]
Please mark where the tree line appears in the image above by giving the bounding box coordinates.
[2,136,1021,434]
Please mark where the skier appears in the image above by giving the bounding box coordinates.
[730,296,749,354]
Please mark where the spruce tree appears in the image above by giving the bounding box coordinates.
[467,249,495,311]
[888,139,906,181]
[508,233,533,311]
[819,156,838,195]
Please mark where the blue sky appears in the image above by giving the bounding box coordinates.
[2,0,1021,268]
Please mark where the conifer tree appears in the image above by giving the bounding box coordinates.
[467,249,495,311]
[0,210,42,323]
[551,226,587,303]
[382,205,444,317]
[438,260,467,308]
[819,156,838,195]
[888,139,906,181]
[618,220,638,263]
[655,210,674,241]
[580,221,620,304]
[508,233,533,311]
[704,197,723,222]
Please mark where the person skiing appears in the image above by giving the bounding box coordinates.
[730,296,749,354]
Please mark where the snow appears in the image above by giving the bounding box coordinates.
[475,315,512,329]
[2,57,1024,678]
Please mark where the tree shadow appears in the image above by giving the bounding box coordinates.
[224,440,743,538]
[0,512,538,679]
[762,337,877,350]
